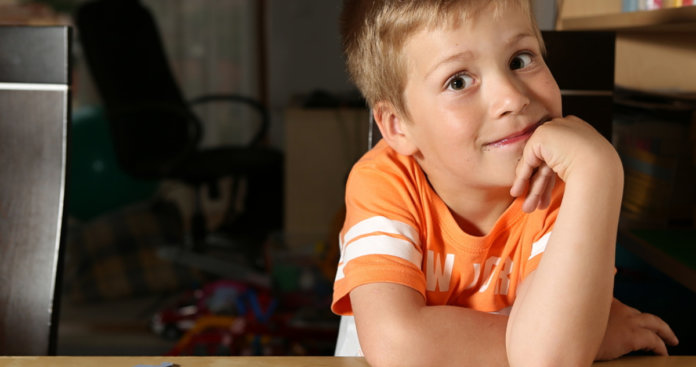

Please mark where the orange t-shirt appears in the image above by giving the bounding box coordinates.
[332,140,563,315]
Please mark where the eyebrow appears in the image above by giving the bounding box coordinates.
[505,32,537,47]
[424,50,475,80]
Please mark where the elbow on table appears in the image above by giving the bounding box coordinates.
[507,343,596,367]
[363,350,404,367]
[363,347,416,367]
[360,328,436,367]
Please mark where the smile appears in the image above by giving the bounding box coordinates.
[484,117,549,149]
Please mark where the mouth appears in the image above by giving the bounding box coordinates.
[484,116,550,149]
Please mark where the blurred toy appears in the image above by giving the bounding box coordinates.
[154,275,339,356]
[151,235,342,355]
[151,280,266,340]
[167,311,338,356]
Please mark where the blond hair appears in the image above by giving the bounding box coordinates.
[340,0,543,118]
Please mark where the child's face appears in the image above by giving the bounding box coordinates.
[399,3,562,197]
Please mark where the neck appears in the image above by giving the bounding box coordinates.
[441,185,515,237]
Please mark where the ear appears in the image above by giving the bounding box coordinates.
[373,101,418,156]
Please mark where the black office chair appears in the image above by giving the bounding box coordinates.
[74,0,283,256]
[0,26,71,355]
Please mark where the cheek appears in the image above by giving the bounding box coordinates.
[403,87,432,123]
[542,77,563,115]
[440,99,484,135]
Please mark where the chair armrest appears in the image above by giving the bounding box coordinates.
[189,94,270,147]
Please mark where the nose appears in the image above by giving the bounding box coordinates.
[487,72,530,118]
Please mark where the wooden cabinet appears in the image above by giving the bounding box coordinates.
[557,0,696,93]
[557,0,696,293]
[284,108,369,248]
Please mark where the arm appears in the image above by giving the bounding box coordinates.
[352,267,678,367]
[508,117,679,364]
[351,282,510,367]
[506,116,623,367]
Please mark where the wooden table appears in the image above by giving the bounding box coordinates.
[0,356,695,366]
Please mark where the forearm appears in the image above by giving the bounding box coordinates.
[507,152,624,366]
[352,283,509,367]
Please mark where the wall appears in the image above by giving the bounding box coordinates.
[264,0,355,148]
[533,0,557,30]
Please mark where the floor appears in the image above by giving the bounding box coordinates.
[57,295,178,356]
[58,208,341,357]
[56,249,341,357]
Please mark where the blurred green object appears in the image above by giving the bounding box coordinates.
[69,106,158,221]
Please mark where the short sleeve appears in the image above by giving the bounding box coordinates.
[331,145,427,315]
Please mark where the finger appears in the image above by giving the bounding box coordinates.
[510,162,534,198]
[522,191,540,213]
[642,332,669,356]
[624,328,669,356]
[511,154,544,198]
[527,165,554,211]
[538,171,556,209]
[638,313,680,346]
[522,167,550,213]
[510,178,528,198]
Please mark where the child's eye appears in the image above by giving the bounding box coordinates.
[446,73,474,91]
[510,52,533,70]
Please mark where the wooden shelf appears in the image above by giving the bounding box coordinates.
[560,6,696,32]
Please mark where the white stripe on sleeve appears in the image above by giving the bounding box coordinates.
[336,216,421,281]
[336,234,422,280]
[343,216,419,249]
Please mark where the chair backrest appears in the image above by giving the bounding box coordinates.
[0,26,71,355]
[75,0,199,180]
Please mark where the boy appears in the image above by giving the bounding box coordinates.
[331,0,679,366]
